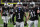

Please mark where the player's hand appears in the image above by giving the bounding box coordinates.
[24,21,27,26]
[13,22,16,25]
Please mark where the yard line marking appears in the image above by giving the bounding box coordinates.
[0,24,10,26]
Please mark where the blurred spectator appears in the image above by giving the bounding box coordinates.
[2,0,6,2]
[21,0,31,2]
[2,0,18,2]
[33,0,37,2]
[21,0,40,2]
[38,0,40,2]
[20,0,23,2]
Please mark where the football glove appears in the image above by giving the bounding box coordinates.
[24,21,27,26]
[13,22,16,25]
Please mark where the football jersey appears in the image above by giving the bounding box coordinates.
[14,7,26,22]
[29,7,39,21]
[9,7,14,14]
[2,7,9,16]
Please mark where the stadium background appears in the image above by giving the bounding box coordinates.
[0,0,40,27]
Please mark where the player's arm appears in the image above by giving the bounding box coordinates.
[37,7,39,15]
[24,12,30,22]
[24,11,28,26]
[27,12,30,20]
[37,9,39,15]
[1,8,3,16]
[24,8,27,26]
[24,12,27,23]
[24,9,30,26]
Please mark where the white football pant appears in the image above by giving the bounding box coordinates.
[27,20,38,27]
[10,14,13,18]
[14,22,24,27]
[2,16,10,23]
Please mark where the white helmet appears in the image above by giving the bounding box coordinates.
[17,2,23,5]
[8,4,13,7]
[10,4,13,6]
[29,2,35,8]
[7,4,10,7]
[4,3,8,6]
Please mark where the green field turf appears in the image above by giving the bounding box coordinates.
[0,13,40,27]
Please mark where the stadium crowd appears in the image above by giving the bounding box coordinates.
[2,0,40,3]
[2,0,18,2]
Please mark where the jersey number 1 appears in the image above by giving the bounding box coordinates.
[18,13,20,19]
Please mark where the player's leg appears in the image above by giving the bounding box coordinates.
[12,14,15,24]
[34,20,38,27]
[20,22,24,27]
[4,16,9,27]
[2,16,6,27]
[28,20,34,27]
[16,22,20,27]
[14,22,24,27]
[4,16,8,27]
[3,16,9,27]
[10,14,13,23]
[2,16,7,27]
[10,14,12,22]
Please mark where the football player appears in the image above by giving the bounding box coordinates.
[9,4,14,23]
[27,2,39,27]
[1,3,9,27]
[13,2,27,27]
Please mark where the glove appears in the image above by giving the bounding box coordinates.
[13,22,16,25]
[24,21,27,26]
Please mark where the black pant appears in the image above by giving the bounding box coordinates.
[4,23,7,27]
[12,14,15,23]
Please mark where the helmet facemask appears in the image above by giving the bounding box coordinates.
[17,2,23,7]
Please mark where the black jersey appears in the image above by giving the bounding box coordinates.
[2,7,9,16]
[39,7,40,10]
[29,7,39,21]
[39,7,40,16]
[9,7,14,14]
[14,7,26,22]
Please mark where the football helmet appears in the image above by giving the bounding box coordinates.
[4,3,8,6]
[29,2,35,8]
[8,4,13,7]
[17,2,23,5]
[17,2,23,7]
